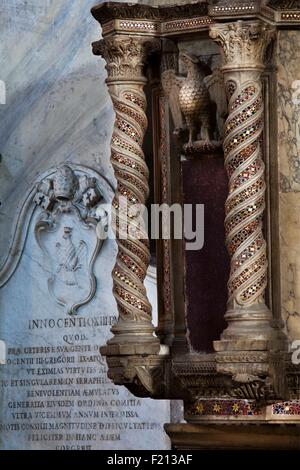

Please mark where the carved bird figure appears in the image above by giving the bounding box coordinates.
[178,52,213,147]
[161,52,215,148]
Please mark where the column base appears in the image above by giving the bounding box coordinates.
[214,338,272,352]
[214,304,287,354]
[100,340,160,357]
[212,306,287,395]
[164,423,300,450]
[100,321,161,356]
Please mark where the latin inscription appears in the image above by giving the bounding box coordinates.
[0,315,164,450]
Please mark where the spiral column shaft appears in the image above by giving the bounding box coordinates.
[95,36,160,355]
[210,21,282,353]
[224,81,266,309]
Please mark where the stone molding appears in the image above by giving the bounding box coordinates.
[91,1,300,41]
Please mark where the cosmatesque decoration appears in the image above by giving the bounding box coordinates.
[94,36,161,356]
[91,0,300,42]
[209,1,260,16]
[159,96,173,336]
[210,20,287,384]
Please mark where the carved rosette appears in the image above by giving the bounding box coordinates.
[210,21,286,367]
[94,36,160,354]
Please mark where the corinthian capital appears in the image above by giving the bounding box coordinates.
[209,20,275,70]
[93,36,160,82]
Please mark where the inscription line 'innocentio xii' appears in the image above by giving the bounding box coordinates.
[28,316,117,330]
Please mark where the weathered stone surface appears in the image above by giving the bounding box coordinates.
[0,0,170,450]
[277,30,300,343]
[0,165,170,450]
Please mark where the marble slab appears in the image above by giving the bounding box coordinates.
[0,0,170,450]
[0,164,170,450]
[0,0,115,270]
[277,30,300,342]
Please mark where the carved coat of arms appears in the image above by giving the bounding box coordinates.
[33,164,108,315]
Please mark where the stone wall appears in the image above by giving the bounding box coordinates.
[277,30,300,343]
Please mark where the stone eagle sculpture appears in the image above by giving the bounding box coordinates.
[162,51,227,153]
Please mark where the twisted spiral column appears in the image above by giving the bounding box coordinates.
[224,80,266,308]
[94,36,160,354]
[111,87,152,322]
[210,21,282,352]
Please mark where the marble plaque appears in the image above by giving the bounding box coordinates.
[277,30,300,342]
[0,164,170,450]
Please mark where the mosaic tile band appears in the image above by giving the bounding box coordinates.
[187,400,300,417]
[224,80,267,307]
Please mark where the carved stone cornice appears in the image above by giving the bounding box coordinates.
[93,36,160,83]
[209,20,275,71]
[261,1,300,24]
[91,1,208,23]
[210,0,300,24]
[267,0,300,9]
[96,350,299,401]
[172,353,287,402]
[92,0,300,39]
[92,2,212,38]
[176,354,300,424]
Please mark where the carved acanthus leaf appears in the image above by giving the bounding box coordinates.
[209,20,275,69]
[93,36,160,81]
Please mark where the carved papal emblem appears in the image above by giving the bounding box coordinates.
[33,164,108,315]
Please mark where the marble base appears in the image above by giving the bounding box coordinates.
[165,423,300,450]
